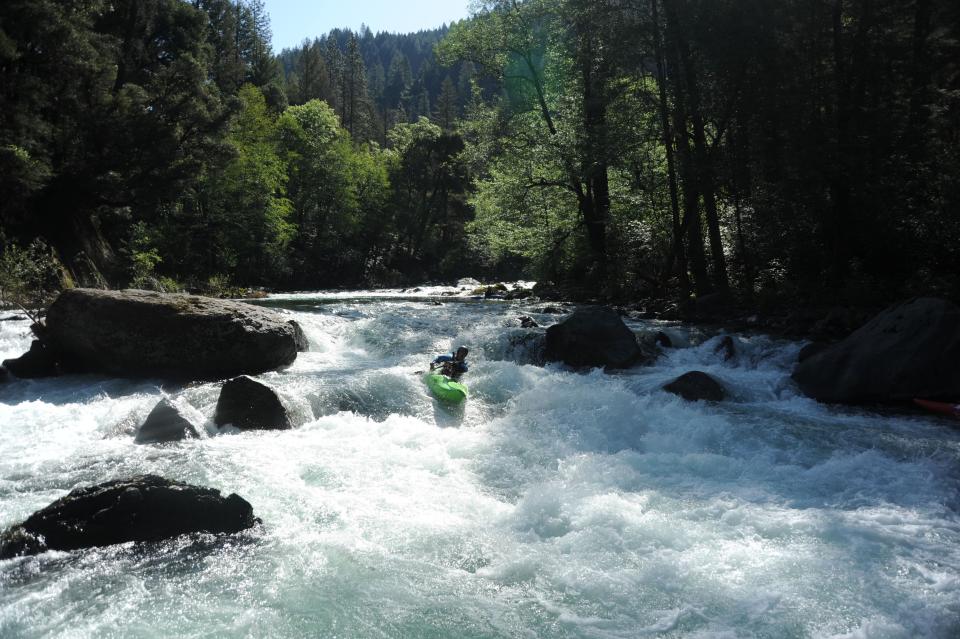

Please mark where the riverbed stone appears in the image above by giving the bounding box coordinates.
[519,316,539,328]
[135,398,201,444]
[792,298,960,403]
[714,336,737,361]
[545,306,651,369]
[0,475,257,559]
[214,376,291,431]
[43,289,307,380]
[664,371,727,402]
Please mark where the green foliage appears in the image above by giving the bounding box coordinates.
[3,0,956,307]
[202,84,294,284]
[124,222,182,292]
[278,99,390,285]
[0,238,66,321]
[387,118,472,278]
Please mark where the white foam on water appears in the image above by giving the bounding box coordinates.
[1,293,958,638]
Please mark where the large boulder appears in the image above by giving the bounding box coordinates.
[43,289,307,379]
[215,376,291,431]
[792,298,960,403]
[2,340,58,378]
[664,371,727,402]
[135,398,202,444]
[797,341,830,364]
[0,475,257,559]
[545,306,651,369]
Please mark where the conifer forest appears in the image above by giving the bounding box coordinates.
[1,0,958,311]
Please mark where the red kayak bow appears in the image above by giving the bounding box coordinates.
[913,399,960,420]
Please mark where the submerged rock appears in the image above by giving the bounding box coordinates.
[215,376,291,431]
[135,398,201,444]
[471,283,508,298]
[2,340,58,378]
[664,371,727,402]
[792,298,960,403]
[457,278,481,289]
[0,475,257,559]
[714,336,737,362]
[43,289,307,380]
[545,306,653,369]
[506,331,547,366]
[637,330,672,350]
[518,316,539,329]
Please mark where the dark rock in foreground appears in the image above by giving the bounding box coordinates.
[664,371,727,402]
[545,307,653,369]
[0,475,257,559]
[0,365,9,384]
[290,321,309,352]
[135,399,201,444]
[792,298,960,403]
[797,342,830,364]
[215,376,291,431]
[2,340,58,378]
[43,289,307,380]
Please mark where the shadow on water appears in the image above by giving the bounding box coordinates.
[0,375,177,407]
[432,399,465,428]
[0,526,265,589]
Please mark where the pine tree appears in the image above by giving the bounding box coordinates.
[323,38,343,116]
[343,34,372,139]
[385,52,413,110]
[291,39,329,105]
[434,76,459,131]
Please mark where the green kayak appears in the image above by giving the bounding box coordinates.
[424,373,468,403]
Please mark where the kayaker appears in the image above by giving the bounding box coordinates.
[431,346,469,380]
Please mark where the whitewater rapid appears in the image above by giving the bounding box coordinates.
[1,291,958,638]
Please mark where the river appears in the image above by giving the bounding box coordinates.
[1,286,959,638]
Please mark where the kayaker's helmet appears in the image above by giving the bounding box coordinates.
[455,346,469,360]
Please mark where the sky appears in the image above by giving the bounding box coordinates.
[265,0,472,52]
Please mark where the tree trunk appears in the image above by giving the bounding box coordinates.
[674,0,729,292]
[663,0,710,296]
[652,0,690,300]
[577,21,610,282]
[908,0,932,141]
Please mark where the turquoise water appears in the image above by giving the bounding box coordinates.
[1,289,958,638]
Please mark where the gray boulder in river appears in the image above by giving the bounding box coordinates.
[135,398,202,444]
[215,376,291,431]
[792,298,960,403]
[0,475,257,559]
[664,371,727,402]
[545,306,654,369]
[42,289,307,380]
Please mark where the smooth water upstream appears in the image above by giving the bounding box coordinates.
[1,289,959,638]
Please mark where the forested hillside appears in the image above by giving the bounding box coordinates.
[278,26,481,144]
[1,0,958,312]
[0,1,476,297]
